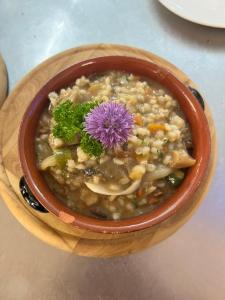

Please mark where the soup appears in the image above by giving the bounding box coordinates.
[35,71,196,220]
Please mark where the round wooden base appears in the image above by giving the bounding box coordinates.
[0,54,7,107]
[0,44,217,257]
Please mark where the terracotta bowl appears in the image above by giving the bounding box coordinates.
[19,56,211,234]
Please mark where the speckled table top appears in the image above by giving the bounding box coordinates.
[0,1,225,299]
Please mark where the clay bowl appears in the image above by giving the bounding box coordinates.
[19,56,211,236]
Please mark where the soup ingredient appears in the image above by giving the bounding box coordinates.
[85,179,141,196]
[54,149,72,168]
[148,123,166,132]
[85,101,133,148]
[83,167,96,176]
[80,188,98,206]
[167,170,185,187]
[129,165,146,180]
[134,113,143,126]
[53,100,99,142]
[170,150,196,168]
[40,155,57,170]
[80,132,104,157]
[146,165,173,181]
[40,148,72,170]
[53,99,104,157]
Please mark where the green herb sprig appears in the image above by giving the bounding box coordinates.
[80,132,103,157]
[52,99,103,156]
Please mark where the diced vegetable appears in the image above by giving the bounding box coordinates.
[147,195,158,205]
[167,170,185,187]
[138,198,147,206]
[131,198,138,208]
[148,123,166,132]
[157,150,164,159]
[129,165,146,180]
[153,189,163,197]
[80,188,98,206]
[54,148,72,168]
[136,188,145,198]
[134,113,143,126]
[67,159,76,172]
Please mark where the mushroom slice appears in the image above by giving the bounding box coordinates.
[147,166,173,181]
[170,150,196,169]
[48,133,64,150]
[40,155,57,170]
[84,179,141,196]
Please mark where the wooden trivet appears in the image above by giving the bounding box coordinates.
[0,44,217,257]
[0,54,7,107]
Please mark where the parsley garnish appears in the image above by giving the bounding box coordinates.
[80,132,103,157]
[52,99,103,156]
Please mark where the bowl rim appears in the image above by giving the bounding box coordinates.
[19,55,211,233]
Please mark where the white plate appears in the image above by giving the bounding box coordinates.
[158,0,225,28]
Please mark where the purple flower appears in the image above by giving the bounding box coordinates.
[84,102,133,148]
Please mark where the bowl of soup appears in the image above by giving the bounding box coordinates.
[19,56,211,234]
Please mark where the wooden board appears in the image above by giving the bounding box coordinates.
[0,54,8,193]
[0,54,7,107]
[0,44,217,257]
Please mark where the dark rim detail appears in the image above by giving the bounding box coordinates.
[19,177,48,213]
[189,87,205,110]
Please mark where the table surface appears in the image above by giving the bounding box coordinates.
[0,1,225,299]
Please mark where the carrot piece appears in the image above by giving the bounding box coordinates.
[136,188,145,198]
[148,123,166,132]
[147,196,158,204]
[134,113,143,126]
